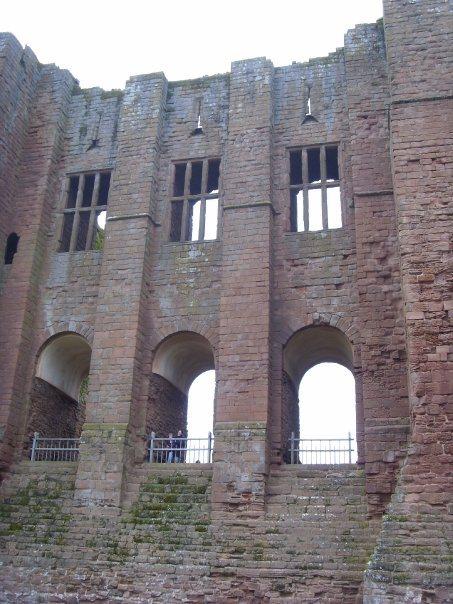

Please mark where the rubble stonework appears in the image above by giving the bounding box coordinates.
[0,0,451,601]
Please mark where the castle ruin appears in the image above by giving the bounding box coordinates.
[0,0,452,601]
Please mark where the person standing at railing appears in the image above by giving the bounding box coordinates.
[166,432,176,463]
[174,430,186,463]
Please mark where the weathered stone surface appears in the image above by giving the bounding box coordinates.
[0,0,451,600]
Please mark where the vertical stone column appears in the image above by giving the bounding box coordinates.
[213,58,274,518]
[74,73,167,510]
[0,59,74,475]
[364,1,452,599]
[344,23,409,514]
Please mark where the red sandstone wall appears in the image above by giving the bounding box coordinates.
[0,1,451,595]
[25,377,85,445]
[146,373,187,439]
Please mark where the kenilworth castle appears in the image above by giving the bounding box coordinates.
[0,0,451,601]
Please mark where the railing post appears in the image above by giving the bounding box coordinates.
[208,431,212,463]
[290,431,295,465]
[31,432,39,462]
[348,432,352,464]
[149,431,155,462]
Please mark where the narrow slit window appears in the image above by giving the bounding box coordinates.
[169,158,221,242]
[59,171,111,252]
[4,233,19,265]
[289,145,341,233]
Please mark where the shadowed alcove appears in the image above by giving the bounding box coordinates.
[26,332,92,448]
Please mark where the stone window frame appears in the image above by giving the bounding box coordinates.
[57,170,111,253]
[288,143,342,233]
[169,158,221,243]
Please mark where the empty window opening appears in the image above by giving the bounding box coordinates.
[67,176,79,208]
[326,147,339,181]
[290,189,304,232]
[97,172,111,205]
[207,158,220,194]
[327,187,342,229]
[289,145,341,233]
[75,211,91,251]
[174,163,187,197]
[59,171,111,252]
[4,232,19,265]
[60,214,75,253]
[190,161,203,195]
[169,158,220,242]
[170,200,184,242]
[307,148,321,184]
[188,199,202,241]
[290,150,303,185]
[148,332,215,463]
[92,210,107,250]
[298,363,357,464]
[204,197,219,240]
[82,174,95,207]
[308,189,323,231]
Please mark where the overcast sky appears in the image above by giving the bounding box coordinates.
[3,0,383,89]
[5,0,374,459]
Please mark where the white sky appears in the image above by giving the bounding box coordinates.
[3,0,383,89]
[6,1,372,459]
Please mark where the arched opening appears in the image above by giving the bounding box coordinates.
[25,333,92,449]
[148,332,215,463]
[4,232,19,265]
[283,326,358,464]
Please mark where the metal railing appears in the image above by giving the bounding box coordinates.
[30,432,80,462]
[287,432,355,465]
[148,432,213,464]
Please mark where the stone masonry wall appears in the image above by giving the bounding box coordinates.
[364,1,453,600]
[146,373,188,440]
[0,463,380,603]
[25,377,85,446]
[0,0,451,598]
